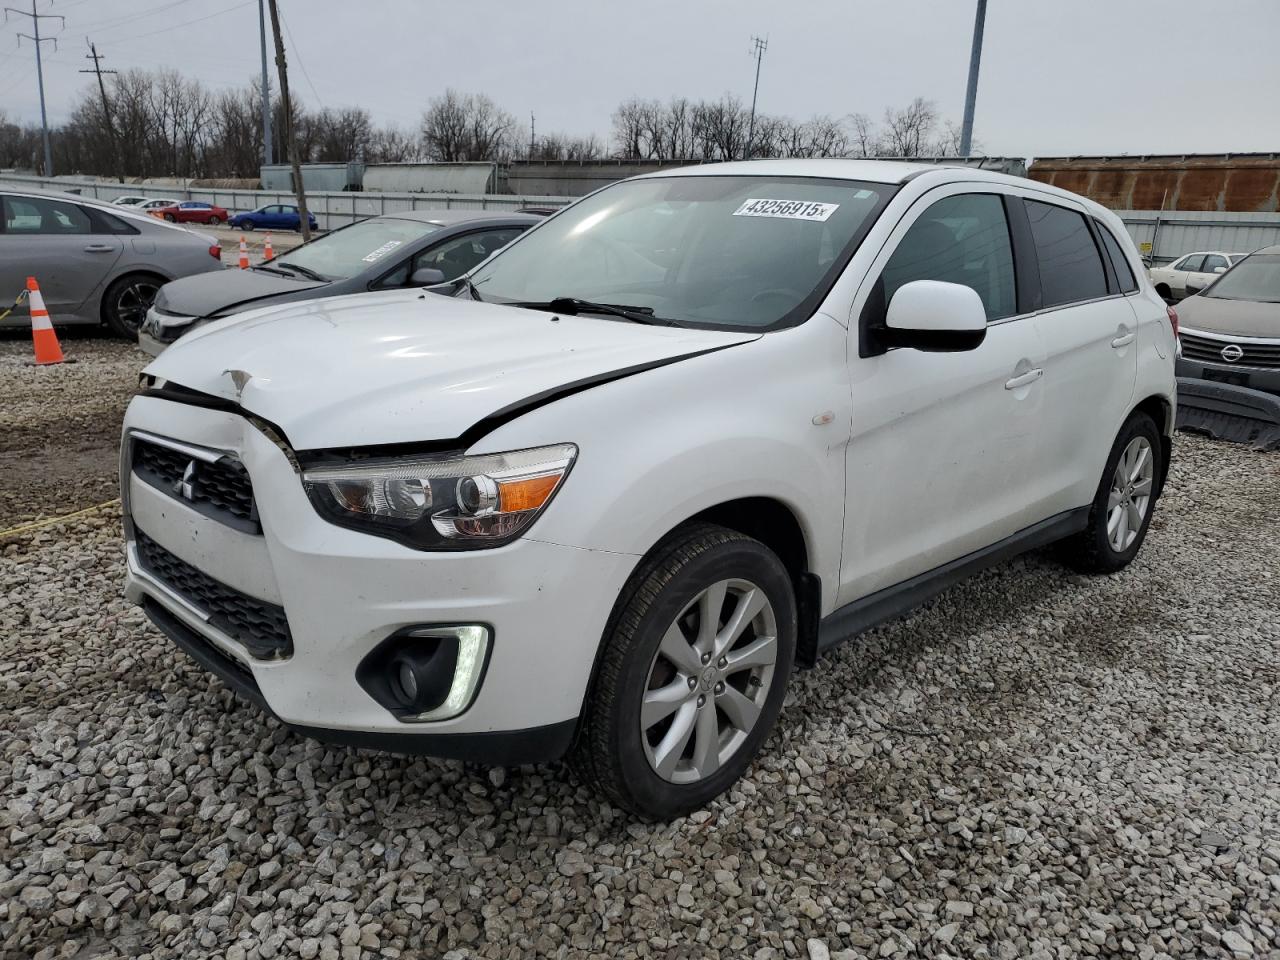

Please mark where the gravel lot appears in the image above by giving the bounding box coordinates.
[2,337,1279,960]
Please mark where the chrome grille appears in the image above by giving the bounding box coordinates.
[1181,332,1280,369]
[135,529,292,661]
[132,437,259,532]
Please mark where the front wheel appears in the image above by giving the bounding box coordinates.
[208,215,222,226]
[102,274,161,340]
[1059,412,1163,573]
[163,213,176,222]
[574,524,796,820]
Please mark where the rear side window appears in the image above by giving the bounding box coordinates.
[1176,254,1204,273]
[1096,222,1138,293]
[1201,254,1228,272]
[2,195,93,235]
[1025,200,1108,308]
[881,193,1017,321]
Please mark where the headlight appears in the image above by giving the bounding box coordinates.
[302,443,576,550]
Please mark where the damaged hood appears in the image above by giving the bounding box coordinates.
[144,290,760,450]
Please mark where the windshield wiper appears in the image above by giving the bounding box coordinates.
[458,277,484,302]
[512,296,681,326]
[271,261,328,282]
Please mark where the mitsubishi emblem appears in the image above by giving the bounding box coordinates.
[179,461,198,501]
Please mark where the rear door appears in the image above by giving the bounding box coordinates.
[1191,253,1229,295]
[0,194,123,320]
[1170,253,1203,298]
[1022,196,1137,515]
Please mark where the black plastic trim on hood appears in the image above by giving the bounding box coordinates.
[140,338,752,468]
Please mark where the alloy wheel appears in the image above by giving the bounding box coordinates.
[640,578,778,784]
[112,279,160,335]
[1106,436,1154,552]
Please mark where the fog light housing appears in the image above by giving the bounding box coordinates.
[356,625,491,722]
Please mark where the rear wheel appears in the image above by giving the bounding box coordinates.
[574,524,796,820]
[1059,412,1163,573]
[102,273,162,340]
[1154,283,1172,302]
[240,219,255,231]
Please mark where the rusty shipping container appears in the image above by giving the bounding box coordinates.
[1028,154,1280,212]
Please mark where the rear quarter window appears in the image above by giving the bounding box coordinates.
[1095,221,1138,293]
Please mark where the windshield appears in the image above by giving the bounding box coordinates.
[469,175,892,328]
[272,217,441,281]
[1204,254,1280,302]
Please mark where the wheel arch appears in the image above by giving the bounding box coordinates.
[1131,392,1174,497]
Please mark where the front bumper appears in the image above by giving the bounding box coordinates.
[121,395,636,762]
[1176,356,1280,396]
[139,305,204,357]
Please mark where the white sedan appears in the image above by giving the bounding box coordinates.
[1148,250,1247,302]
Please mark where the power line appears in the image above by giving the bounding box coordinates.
[122,0,252,43]
[278,3,320,109]
[5,0,63,175]
[72,0,197,36]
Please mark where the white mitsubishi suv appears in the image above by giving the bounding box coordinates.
[122,160,1176,819]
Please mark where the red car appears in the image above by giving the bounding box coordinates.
[150,201,229,225]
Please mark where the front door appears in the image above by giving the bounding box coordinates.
[840,187,1046,604]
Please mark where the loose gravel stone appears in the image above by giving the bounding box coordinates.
[3,337,1279,959]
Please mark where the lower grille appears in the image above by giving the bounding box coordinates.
[135,529,293,661]
[1181,332,1280,369]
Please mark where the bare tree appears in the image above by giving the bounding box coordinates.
[421,90,515,162]
[880,97,939,157]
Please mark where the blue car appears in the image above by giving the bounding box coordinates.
[228,203,319,233]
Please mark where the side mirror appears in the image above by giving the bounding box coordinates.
[1213,266,1227,274]
[881,280,988,352]
[410,266,446,286]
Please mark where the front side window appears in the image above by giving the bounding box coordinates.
[1096,222,1138,293]
[881,193,1016,321]
[2,196,92,235]
[469,175,893,329]
[1025,200,1108,307]
[1201,254,1228,272]
[273,216,442,281]
[1203,254,1280,302]
[417,228,524,282]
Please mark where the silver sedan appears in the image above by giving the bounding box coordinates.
[0,187,224,338]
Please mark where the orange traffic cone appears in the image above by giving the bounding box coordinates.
[26,277,65,365]
[238,235,249,270]
[263,233,274,261]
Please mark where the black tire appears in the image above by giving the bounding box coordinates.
[1154,283,1172,302]
[163,213,176,222]
[1058,412,1163,574]
[574,523,797,820]
[101,273,162,340]
[240,219,255,232]
[208,215,221,226]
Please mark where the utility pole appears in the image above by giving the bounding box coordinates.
[958,0,988,157]
[528,112,535,159]
[5,0,63,176]
[257,0,272,167]
[80,40,123,183]
[266,0,311,241]
[745,35,767,160]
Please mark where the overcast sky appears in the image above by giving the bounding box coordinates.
[2,0,1277,158]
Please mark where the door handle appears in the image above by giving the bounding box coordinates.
[83,244,115,252]
[1111,332,1135,348]
[1005,368,1043,390]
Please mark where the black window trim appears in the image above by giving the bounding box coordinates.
[1020,196,1116,313]
[1093,217,1139,295]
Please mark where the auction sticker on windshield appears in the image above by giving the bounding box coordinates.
[362,240,404,262]
[733,199,839,222]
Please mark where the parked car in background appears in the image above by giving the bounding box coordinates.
[228,203,318,233]
[148,201,229,226]
[135,198,181,215]
[112,196,153,207]
[0,187,223,338]
[123,160,1176,818]
[141,210,540,354]
[1175,246,1280,395]
[1148,250,1248,301]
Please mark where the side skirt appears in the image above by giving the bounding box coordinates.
[814,507,1090,659]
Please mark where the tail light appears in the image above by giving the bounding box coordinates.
[1166,304,1179,339]
[209,244,222,261]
